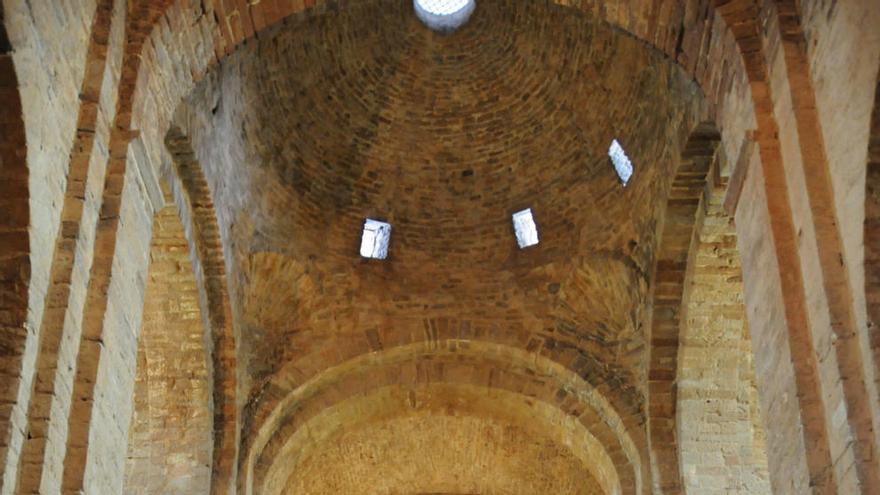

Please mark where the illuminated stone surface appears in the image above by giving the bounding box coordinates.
[1,0,878,494]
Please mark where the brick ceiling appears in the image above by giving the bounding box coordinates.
[168,1,709,493]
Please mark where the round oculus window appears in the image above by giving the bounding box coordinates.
[414,0,476,32]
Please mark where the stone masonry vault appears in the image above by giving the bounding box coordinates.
[0,0,879,494]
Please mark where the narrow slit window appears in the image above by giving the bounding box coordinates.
[512,208,539,249]
[360,219,391,259]
[608,139,633,186]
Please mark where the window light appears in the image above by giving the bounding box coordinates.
[608,139,633,186]
[414,0,476,32]
[360,219,391,259]
[512,208,539,249]
[415,0,472,15]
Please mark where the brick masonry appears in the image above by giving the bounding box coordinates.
[678,184,771,494]
[0,0,877,494]
[648,123,721,493]
[122,199,212,495]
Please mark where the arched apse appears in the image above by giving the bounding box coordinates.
[0,5,30,484]
[274,385,611,495]
[647,122,720,494]
[676,182,771,494]
[243,341,644,495]
[123,196,213,494]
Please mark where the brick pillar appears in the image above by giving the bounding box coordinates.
[60,3,172,492]
[715,2,830,492]
[773,3,880,490]
[13,1,122,492]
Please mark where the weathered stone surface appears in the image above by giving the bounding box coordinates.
[678,184,771,494]
[174,3,714,492]
[0,0,878,493]
[122,200,212,495]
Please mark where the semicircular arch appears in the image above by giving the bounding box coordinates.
[243,340,648,495]
[647,122,721,492]
[122,3,748,495]
[131,0,746,192]
[268,383,617,495]
[122,196,213,494]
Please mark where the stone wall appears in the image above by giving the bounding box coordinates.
[72,155,154,494]
[175,4,716,492]
[648,123,720,493]
[678,185,770,494]
[721,0,880,491]
[0,0,127,492]
[0,0,877,493]
[803,0,880,389]
[123,200,212,495]
[165,127,238,494]
[16,0,127,491]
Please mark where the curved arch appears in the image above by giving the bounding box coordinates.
[243,340,646,495]
[714,2,879,491]
[0,6,30,488]
[59,1,179,491]
[164,125,239,494]
[122,197,212,494]
[270,384,615,495]
[647,122,720,493]
[676,181,771,493]
[129,0,747,190]
[199,0,729,95]
[169,6,722,490]
[236,312,648,473]
[119,4,753,495]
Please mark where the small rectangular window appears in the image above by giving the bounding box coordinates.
[360,219,391,259]
[512,208,539,249]
[608,139,633,186]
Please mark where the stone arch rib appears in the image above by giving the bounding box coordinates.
[677,179,772,492]
[122,197,213,494]
[245,341,646,495]
[648,122,720,494]
[165,125,238,495]
[271,384,615,495]
[0,6,30,489]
